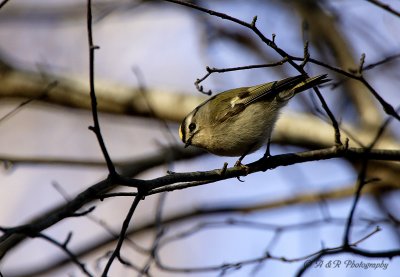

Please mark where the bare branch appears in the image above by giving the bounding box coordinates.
[35,232,93,277]
[0,0,10,10]
[86,0,115,176]
[0,81,56,124]
[154,225,382,274]
[365,0,400,18]
[296,226,398,276]
[0,145,205,173]
[344,108,397,245]
[7,181,398,277]
[1,145,399,261]
[195,58,290,94]
[101,194,142,276]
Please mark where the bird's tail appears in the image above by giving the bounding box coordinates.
[278,74,330,101]
[293,74,330,93]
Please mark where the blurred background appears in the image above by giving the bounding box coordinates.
[0,0,399,276]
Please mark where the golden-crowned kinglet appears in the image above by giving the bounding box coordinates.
[179,74,329,165]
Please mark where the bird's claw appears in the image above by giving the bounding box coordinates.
[234,160,250,175]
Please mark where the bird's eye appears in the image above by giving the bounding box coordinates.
[188,123,196,132]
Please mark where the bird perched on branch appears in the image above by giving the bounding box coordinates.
[179,74,329,166]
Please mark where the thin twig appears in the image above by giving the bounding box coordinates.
[296,226,390,276]
[343,106,400,245]
[0,0,10,10]
[365,0,400,18]
[138,193,167,276]
[364,52,400,70]
[87,0,116,176]
[195,58,289,94]
[358,76,400,120]
[343,154,371,245]
[0,81,56,124]
[101,194,142,276]
[36,232,93,277]
[154,225,382,274]
[295,56,400,121]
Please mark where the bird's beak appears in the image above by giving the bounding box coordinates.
[184,131,198,148]
[184,139,191,148]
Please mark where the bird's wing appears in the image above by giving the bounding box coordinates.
[213,76,305,123]
[238,75,306,106]
[214,74,329,123]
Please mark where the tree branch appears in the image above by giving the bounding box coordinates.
[101,194,142,276]
[86,0,115,176]
[10,181,398,277]
[365,0,400,18]
[0,0,10,10]
[1,146,399,260]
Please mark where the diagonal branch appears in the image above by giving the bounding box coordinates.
[365,0,400,18]
[101,194,142,276]
[0,0,10,10]
[35,232,93,277]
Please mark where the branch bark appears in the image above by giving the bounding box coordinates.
[1,145,399,260]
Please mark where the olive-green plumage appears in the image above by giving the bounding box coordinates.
[179,74,329,158]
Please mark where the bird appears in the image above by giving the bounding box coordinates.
[179,74,329,166]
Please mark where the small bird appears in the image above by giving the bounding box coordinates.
[179,74,329,165]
